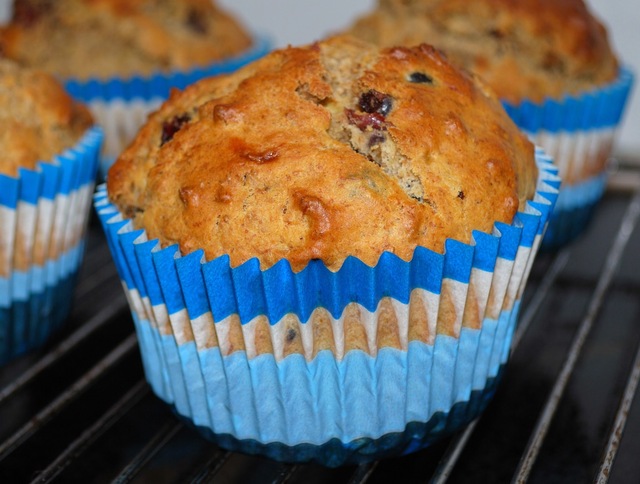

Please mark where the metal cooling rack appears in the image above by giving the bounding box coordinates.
[1,163,640,483]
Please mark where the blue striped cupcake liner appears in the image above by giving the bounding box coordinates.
[502,67,634,248]
[94,151,558,466]
[63,36,271,175]
[0,127,103,364]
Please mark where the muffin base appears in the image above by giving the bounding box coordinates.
[95,151,558,466]
[131,307,518,462]
[175,365,503,467]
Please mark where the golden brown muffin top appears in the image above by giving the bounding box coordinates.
[108,36,537,272]
[0,0,253,80]
[0,59,93,177]
[347,0,619,104]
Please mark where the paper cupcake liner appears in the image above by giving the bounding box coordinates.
[94,151,558,465]
[0,127,103,364]
[63,37,271,174]
[502,67,634,248]
[177,365,504,466]
[541,170,607,249]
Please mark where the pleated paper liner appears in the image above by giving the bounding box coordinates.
[0,127,103,364]
[94,151,559,466]
[503,67,634,249]
[63,36,271,176]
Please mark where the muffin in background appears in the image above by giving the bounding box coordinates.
[347,0,634,247]
[0,0,269,173]
[96,36,558,465]
[0,0,253,79]
[0,59,102,364]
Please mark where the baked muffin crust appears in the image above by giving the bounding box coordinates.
[0,59,93,177]
[0,0,253,79]
[347,0,619,104]
[108,36,537,271]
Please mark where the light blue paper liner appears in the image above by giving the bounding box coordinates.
[176,363,505,466]
[502,67,634,248]
[94,151,558,466]
[0,127,103,364]
[62,37,271,174]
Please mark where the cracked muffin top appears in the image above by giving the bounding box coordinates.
[0,59,93,177]
[0,0,253,80]
[107,36,537,271]
[346,0,619,104]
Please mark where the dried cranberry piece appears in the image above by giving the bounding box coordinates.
[13,0,51,27]
[368,132,386,147]
[408,72,433,84]
[160,114,191,146]
[358,90,393,116]
[286,328,297,343]
[345,109,386,131]
[186,9,208,35]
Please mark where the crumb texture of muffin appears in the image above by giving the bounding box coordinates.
[0,59,93,177]
[347,0,619,104]
[108,36,537,271]
[0,0,253,79]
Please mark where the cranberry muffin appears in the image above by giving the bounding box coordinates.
[0,59,102,364]
[0,0,253,79]
[95,36,557,465]
[0,59,92,176]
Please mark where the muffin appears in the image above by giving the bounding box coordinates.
[347,0,634,247]
[0,0,269,173]
[0,59,102,364]
[95,36,558,465]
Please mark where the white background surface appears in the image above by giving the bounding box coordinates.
[217,0,639,159]
[0,0,637,157]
